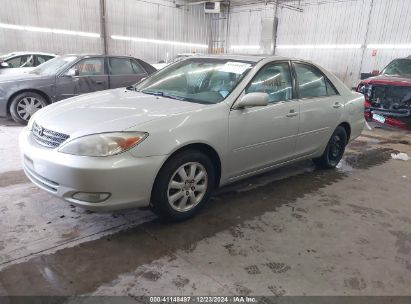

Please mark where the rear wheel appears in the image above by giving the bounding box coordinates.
[151,150,215,221]
[10,92,47,125]
[313,126,347,169]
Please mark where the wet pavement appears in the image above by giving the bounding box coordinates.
[0,117,411,298]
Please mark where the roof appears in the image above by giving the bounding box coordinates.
[193,54,286,63]
[3,51,56,57]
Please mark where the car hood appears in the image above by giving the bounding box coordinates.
[33,88,208,137]
[362,74,411,86]
[0,67,35,75]
[0,72,51,83]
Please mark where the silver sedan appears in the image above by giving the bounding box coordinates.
[19,55,365,220]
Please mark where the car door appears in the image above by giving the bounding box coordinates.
[228,61,300,178]
[108,57,148,89]
[55,57,109,100]
[292,61,343,157]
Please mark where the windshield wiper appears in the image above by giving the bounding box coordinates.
[126,84,137,91]
[141,90,187,101]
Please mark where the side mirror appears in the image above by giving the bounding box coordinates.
[0,62,9,68]
[65,68,79,77]
[234,92,269,109]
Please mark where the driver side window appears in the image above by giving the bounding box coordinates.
[72,58,104,76]
[245,62,293,103]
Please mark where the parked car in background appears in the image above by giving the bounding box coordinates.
[0,54,156,124]
[0,52,56,75]
[152,53,199,70]
[20,55,364,220]
[357,56,411,130]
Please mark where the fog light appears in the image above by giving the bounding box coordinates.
[72,192,111,203]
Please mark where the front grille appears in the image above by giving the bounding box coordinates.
[32,122,70,148]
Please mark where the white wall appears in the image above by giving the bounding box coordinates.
[227,3,276,54]
[225,0,411,88]
[0,0,211,64]
[0,0,101,54]
[107,0,210,64]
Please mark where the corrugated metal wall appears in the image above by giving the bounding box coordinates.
[0,0,210,64]
[225,0,411,88]
[227,3,276,54]
[107,0,210,64]
[0,0,101,54]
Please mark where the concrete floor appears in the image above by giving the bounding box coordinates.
[0,117,410,297]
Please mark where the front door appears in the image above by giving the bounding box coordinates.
[55,57,108,101]
[228,61,300,179]
[108,57,148,89]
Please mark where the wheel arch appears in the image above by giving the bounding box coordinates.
[7,89,52,115]
[153,142,222,192]
[338,121,351,141]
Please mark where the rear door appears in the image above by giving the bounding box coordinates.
[108,57,148,89]
[292,61,343,157]
[55,57,109,100]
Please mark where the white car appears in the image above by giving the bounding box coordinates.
[0,52,56,75]
[20,55,365,220]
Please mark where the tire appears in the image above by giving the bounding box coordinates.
[150,150,215,221]
[10,92,48,125]
[313,126,347,169]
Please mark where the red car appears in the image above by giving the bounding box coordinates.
[357,56,411,130]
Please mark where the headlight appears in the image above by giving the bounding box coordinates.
[58,132,148,157]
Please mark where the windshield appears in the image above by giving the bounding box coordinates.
[382,59,411,77]
[135,58,254,104]
[0,53,11,61]
[30,56,78,75]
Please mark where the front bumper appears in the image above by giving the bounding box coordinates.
[19,128,167,211]
[365,107,411,130]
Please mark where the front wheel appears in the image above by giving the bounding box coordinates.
[10,92,47,125]
[313,126,347,169]
[150,150,215,221]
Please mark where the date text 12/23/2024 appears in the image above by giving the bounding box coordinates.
[149,297,257,303]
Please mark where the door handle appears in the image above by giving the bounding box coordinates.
[286,109,298,117]
[95,80,104,85]
[333,102,342,108]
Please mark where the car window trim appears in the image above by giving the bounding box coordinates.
[291,60,340,100]
[59,56,107,77]
[108,56,146,76]
[5,55,23,67]
[130,58,148,75]
[232,60,297,109]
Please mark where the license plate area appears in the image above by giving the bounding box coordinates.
[373,113,386,124]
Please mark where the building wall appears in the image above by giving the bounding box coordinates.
[225,0,411,88]
[226,3,276,54]
[0,0,101,54]
[0,0,210,64]
[107,0,210,64]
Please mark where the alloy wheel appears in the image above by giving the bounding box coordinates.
[16,97,44,121]
[167,162,208,212]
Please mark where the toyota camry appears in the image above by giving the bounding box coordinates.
[20,55,365,220]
